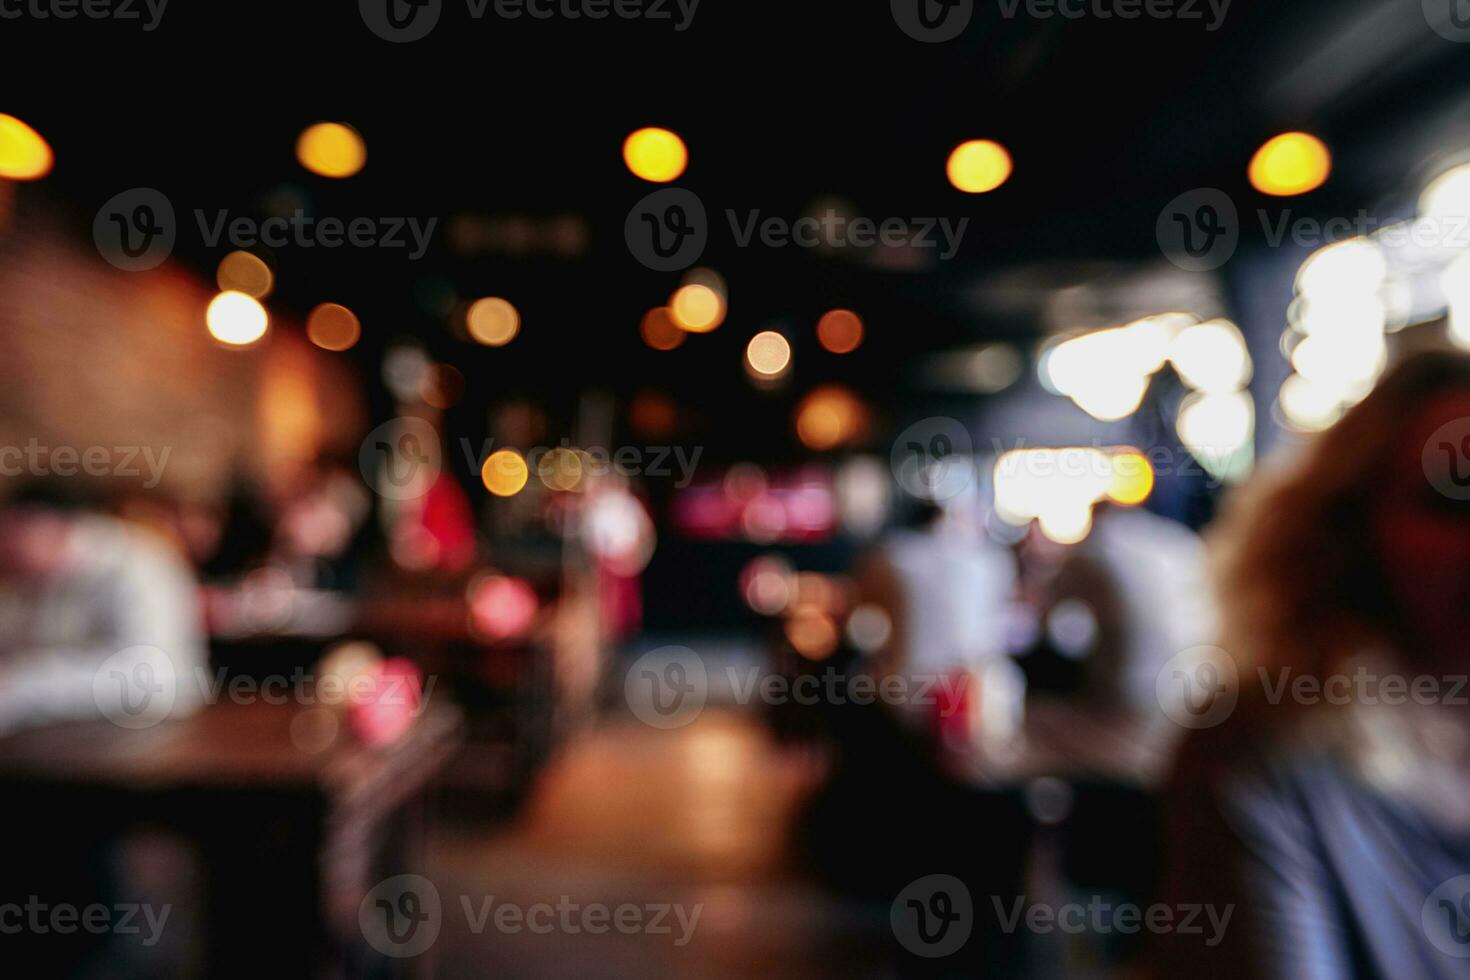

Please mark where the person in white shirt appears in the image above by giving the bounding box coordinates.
[0,481,207,733]
[1053,502,1218,713]
[858,500,1018,732]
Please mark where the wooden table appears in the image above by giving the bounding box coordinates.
[0,699,463,978]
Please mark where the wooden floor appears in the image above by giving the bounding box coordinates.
[429,708,896,979]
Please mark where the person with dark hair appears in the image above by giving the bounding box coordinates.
[1153,350,1470,978]
[0,478,206,732]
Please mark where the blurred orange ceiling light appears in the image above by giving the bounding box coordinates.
[816,309,863,354]
[669,283,724,332]
[306,302,362,351]
[795,385,865,451]
[466,296,520,346]
[1248,132,1330,196]
[746,330,792,377]
[785,606,839,660]
[640,306,686,350]
[482,449,529,496]
[216,250,274,298]
[206,291,269,347]
[0,114,53,180]
[947,139,1012,194]
[623,127,687,183]
[538,447,584,492]
[296,122,366,179]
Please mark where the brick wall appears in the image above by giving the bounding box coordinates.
[0,184,365,502]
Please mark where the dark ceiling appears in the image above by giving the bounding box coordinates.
[5,0,1469,460]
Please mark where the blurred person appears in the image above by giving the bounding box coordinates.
[856,498,1017,732]
[1048,500,1217,711]
[0,479,206,733]
[1154,352,1470,978]
[801,499,1033,973]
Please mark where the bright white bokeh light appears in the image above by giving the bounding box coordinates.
[1037,505,1094,546]
[1040,315,1191,421]
[1294,238,1388,299]
[1169,319,1252,394]
[1177,391,1254,472]
[1441,252,1470,349]
[1419,163,1470,223]
[1290,329,1386,390]
[1068,372,1152,421]
[1278,373,1345,432]
[206,291,269,346]
[993,448,1115,544]
[1290,294,1387,337]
